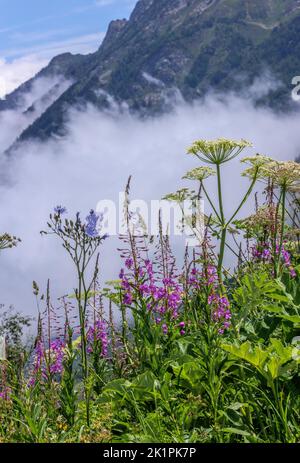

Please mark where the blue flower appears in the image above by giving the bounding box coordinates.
[85,210,99,238]
[54,206,67,215]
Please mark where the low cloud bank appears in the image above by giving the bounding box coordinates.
[0,86,300,315]
[0,55,50,98]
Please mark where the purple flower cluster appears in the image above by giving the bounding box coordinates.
[189,265,218,288]
[281,246,297,278]
[0,387,11,401]
[208,294,231,334]
[49,339,65,375]
[251,243,272,261]
[87,320,109,357]
[178,321,186,336]
[252,242,296,278]
[28,340,44,387]
[28,338,65,386]
[119,257,184,335]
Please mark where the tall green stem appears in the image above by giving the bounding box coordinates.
[276,186,287,277]
[216,164,226,283]
[75,247,91,427]
[216,164,225,224]
[226,170,258,227]
[273,189,282,278]
[201,181,221,223]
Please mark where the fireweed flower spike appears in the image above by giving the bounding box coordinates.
[251,241,297,279]
[28,339,45,387]
[87,320,109,357]
[49,339,65,375]
[208,293,232,334]
[0,387,12,401]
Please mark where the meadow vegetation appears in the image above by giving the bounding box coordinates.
[0,138,299,443]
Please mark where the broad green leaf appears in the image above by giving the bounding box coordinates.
[280,314,300,324]
[222,341,268,369]
[172,361,204,393]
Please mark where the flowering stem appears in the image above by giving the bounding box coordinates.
[201,181,221,223]
[225,169,258,227]
[277,185,287,277]
[216,164,226,283]
[273,189,282,277]
[75,248,97,427]
[216,164,225,225]
[46,280,52,387]
[120,299,133,365]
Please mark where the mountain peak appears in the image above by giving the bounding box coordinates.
[130,0,197,23]
[2,0,300,147]
[130,0,155,19]
[101,18,128,50]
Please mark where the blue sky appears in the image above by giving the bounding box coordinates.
[0,0,136,59]
[0,0,137,96]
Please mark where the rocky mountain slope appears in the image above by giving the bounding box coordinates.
[2,0,300,146]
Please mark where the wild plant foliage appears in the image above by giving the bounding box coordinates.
[0,139,299,443]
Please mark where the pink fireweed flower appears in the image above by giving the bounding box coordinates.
[28,339,44,387]
[280,246,297,278]
[87,320,109,357]
[118,252,185,334]
[206,265,218,285]
[119,268,125,279]
[144,260,154,277]
[0,387,12,401]
[125,258,134,269]
[208,293,231,334]
[49,339,65,375]
[138,268,145,278]
[252,242,296,278]
[188,264,219,289]
[121,278,131,291]
[251,243,272,261]
[28,338,66,386]
[123,292,133,305]
[262,249,271,258]
[290,268,297,278]
[139,284,151,295]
